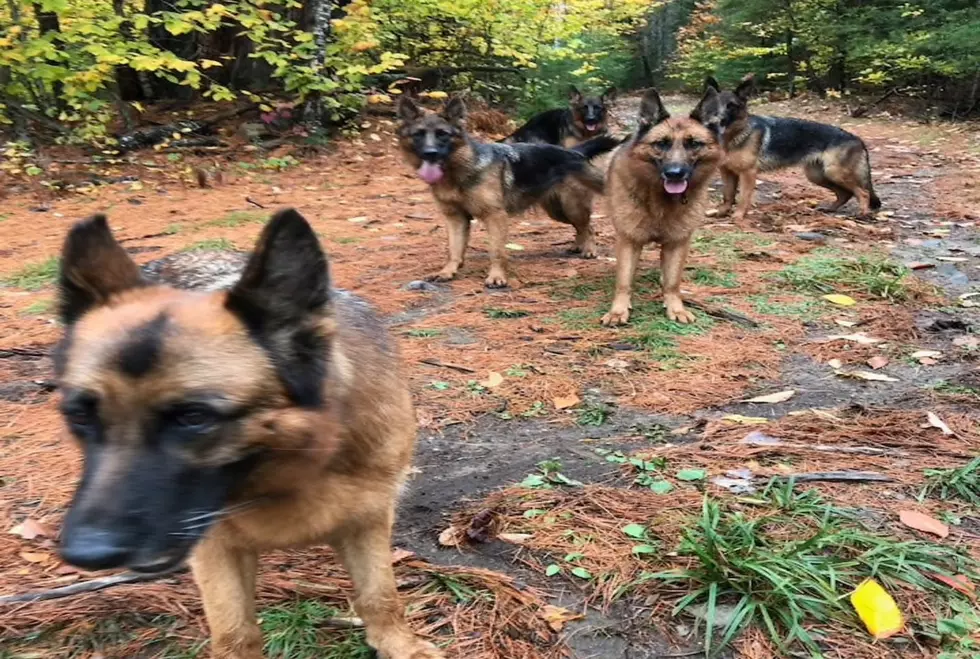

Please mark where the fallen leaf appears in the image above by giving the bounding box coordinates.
[906,262,935,270]
[553,394,580,410]
[936,256,969,262]
[851,579,904,639]
[631,544,658,556]
[899,510,949,538]
[722,414,768,425]
[677,468,707,482]
[19,551,49,563]
[911,350,942,360]
[825,332,882,345]
[648,480,674,494]
[927,573,976,600]
[953,336,979,349]
[391,548,415,564]
[504,243,525,251]
[827,358,843,369]
[741,431,781,446]
[622,523,647,539]
[9,519,51,540]
[926,411,954,436]
[839,370,899,383]
[919,357,938,365]
[498,533,532,544]
[466,509,495,543]
[541,605,584,632]
[740,390,795,404]
[481,371,504,388]
[835,319,857,327]
[437,526,465,548]
[570,567,592,580]
[822,293,857,306]
[347,215,369,223]
[129,181,143,191]
[867,356,889,370]
[545,564,561,577]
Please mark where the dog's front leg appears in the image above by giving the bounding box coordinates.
[661,238,695,324]
[733,169,757,227]
[191,534,262,659]
[429,208,471,282]
[601,236,641,326]
[334,516,444,659]
[717,168,738,217]
[482,212,510,288]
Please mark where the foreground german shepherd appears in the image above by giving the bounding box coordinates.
[398,95,618,288]
[703,75,881,224]
[505,85,615,147]
[56,210,442,659]
[601,88,724,326]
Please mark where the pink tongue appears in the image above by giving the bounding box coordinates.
[664,179,689,195]
[417,162,444,185]
[586,123,598,131]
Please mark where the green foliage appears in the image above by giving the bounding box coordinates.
[774,250,911,301]
[920,457,980,506]
[670,0,980,98]
[182,237,235,251]
[260,600,371,659]
[2,257,60,290]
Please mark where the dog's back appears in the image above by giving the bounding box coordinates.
[505,108,569,145]
[752,115,866,171]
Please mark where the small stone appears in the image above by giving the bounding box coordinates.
[795,232,828,243]
[403,280,439,292]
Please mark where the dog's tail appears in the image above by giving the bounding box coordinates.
[860,146,882,211]
[571,134,622,160]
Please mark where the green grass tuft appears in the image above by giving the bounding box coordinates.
[207,210,267,228]
[261,600,372,659]
[2,257,60,291]
[22,299,53,315]
[774,250,911,301]
[484,307,530,319]
[182,238,236,252]
[690,267,739,289]
[920,457,980,506]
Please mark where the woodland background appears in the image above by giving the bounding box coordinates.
[0,0,978,147]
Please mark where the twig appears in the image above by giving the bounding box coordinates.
[685,299,759,328]
[420,358,476,374]
[0,567,186,605]
[781,471,893,484]
[246,197,266,209]
[0,347,49,359]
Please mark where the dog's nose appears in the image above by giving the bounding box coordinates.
[662,165,689,181]
[421,148,441,162]
[60,526,131,570]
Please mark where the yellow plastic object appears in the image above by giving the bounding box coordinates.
[850,579,904,639]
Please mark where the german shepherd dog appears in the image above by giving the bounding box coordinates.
[601,88,724,326]
[397,95,619,288]
[703,75,881,225]
[55,210,443,659]
[505,85,616,147]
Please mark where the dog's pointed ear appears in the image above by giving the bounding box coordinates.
[602,86,617,103]
[396,96,424,122]
[690,86,719,125]
[59,214,145,325]
[226,208,331,407]
[568,85,583,104]
[735,73,756,101]
[705,76,721,92]
[638,88,670,127]
[442,95,466,125]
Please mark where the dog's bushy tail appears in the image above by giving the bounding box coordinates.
[572,134,622,160]
[861,146,882,210]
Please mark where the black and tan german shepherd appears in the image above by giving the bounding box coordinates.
[702,75,881,225]
[505,85,616,147]
[397,95,619,288]
[601,87,724,326]
[56,210,443,659]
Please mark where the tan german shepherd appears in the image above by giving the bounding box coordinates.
[55,210,443,659]
[397,95,619,288]
[601,88,724,326]
[703,74,881,224]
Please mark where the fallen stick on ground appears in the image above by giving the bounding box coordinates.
[0,567,186,605]
[782,471,894,484]
[684,299,759,328]
[420,358,476,374]
[246,196,267,209]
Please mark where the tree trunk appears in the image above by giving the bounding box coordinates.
[32,3,65,109]
[786,29,796,97]
[302,0,336,129]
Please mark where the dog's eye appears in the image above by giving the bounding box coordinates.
[685,138,705,149]
[61,395,100,438]
[170,405,219,432]
[654,138,673,150]
[434,129,451,139]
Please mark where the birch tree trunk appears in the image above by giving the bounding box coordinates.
[302,0,335,128]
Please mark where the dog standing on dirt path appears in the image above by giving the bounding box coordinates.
[504,85,616,147]
[703,74,881,225]
[601,87,724,326]
[55,210,443,659]
[397,95,619,288]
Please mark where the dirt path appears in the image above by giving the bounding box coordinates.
[0,96,978,658]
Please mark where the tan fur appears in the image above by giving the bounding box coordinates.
[59,223,441,659]
[601,95,723,327]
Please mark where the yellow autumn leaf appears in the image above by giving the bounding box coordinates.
[481,371,504,388]
[722,414,769,425]
[850,579,904,639]
[822,294,856,306]
[425,90,449,100]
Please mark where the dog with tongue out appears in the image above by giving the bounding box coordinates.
[599,86,724,328]
[397,95,619,289]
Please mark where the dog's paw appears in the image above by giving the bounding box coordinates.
[577,244,598,259]
[715,205,733,218]
[427,268,457,282]
[600,308,630,327]
[666,306,696,324]
[378,640,445,659]
[484,270,509,288]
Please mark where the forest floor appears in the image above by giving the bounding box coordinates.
[0,93,979,658]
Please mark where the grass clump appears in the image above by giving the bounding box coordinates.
[920,457,980,505]
[182,238,236,252]
[775,250,911,301]
[2,257,59,290]
[207,210,267,228]
[484,307,530,319]
[653,480,978,656]
[261,600,371,659]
